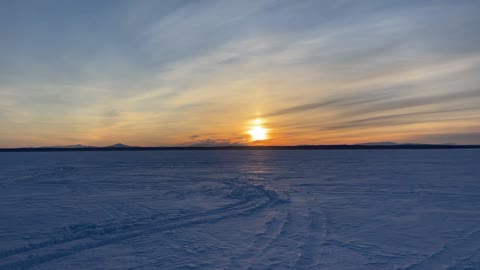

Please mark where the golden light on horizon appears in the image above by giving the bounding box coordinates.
[248,118,268,141]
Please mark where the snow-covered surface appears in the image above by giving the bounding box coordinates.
[0,150,479,270]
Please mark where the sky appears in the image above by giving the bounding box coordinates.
[1,0,480,147]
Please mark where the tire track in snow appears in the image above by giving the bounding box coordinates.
[227,208,289,268]
[0,183,287,270]
[0,182,241,260]
[401,227,480,270]
[294,207,328,269]
[228,210,292,270]
[0,166,77,189]
[255,211,290,255]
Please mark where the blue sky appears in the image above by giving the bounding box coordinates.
[1,0,479,147]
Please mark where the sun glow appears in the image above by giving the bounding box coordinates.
[248,118,268,141]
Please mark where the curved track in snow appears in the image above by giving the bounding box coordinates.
[0,181,286,270]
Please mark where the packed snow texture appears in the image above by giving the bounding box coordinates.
[0,150,479,270]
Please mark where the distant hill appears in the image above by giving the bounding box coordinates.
[38,143,133,149]
[39,144,97,148]
[356,142,398,146]
[106,143,133,148]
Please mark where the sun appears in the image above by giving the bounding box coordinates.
[248,119,268,141]
[249,126,267,141]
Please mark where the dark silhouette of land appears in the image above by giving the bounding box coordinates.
[1,144,479,152]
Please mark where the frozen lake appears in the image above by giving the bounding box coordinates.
[1,150,479,270]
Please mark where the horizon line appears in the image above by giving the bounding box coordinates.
[1,144,480,152]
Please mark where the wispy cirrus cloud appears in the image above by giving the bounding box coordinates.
[1,0,480,146]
